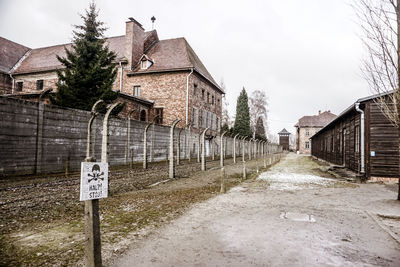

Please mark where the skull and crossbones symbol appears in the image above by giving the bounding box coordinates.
[88,164,104,183]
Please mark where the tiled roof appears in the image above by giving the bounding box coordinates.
[0,37,30,73]
[13,36,126,74]
[295,111,337,128]
[132,37,222,93]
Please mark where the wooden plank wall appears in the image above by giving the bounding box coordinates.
[312,100,399,178]
[368,102,399,177]
[311,108,361,173]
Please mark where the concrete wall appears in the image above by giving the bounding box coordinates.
[0,97,281,176]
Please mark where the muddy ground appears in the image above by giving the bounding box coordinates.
[0,155,277,266]
[112,154,400,267]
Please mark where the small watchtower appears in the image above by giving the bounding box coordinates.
[278,128,291,151]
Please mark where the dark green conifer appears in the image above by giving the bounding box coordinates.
[233,87,251,136]
[52,3,118,110]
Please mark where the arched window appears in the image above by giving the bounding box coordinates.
[140,110,146,121]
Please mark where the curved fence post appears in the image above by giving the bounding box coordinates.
[169,119,181,178]
[177,128,184,165]
[101,102,121,163]
[197,133,201,163]
[242,136,247,162]
[126,109,136,164]
[201,128,209,171]
[143,121,153,169]
[186,124,192,161]
[150,114,160,163]
[220,131,227,167]
[86,100,104,160]
[233,134,239,163]
[248,139,252,161]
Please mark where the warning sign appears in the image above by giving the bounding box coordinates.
[80,162,108,201]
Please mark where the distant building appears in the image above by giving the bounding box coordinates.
[0,17,223,135]
[278,128,291,151]
[295,111,337,154]
[310,92,399,181]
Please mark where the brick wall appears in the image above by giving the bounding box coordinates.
[0,73,12,95]
[297,127,321,154]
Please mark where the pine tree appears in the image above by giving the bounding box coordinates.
[233,87,251,136]
[51,3,118,111]
[255,117,266,140]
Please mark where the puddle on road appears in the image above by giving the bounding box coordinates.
[280,212,316,222]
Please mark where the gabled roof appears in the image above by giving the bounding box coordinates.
[0,37,30,74]
[130,37,223,93]
[310,91,394,139]
[295,111,337,128]
[12,35,126,74]
[278,128,291,135]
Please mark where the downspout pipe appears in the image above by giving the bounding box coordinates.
[186,68,194,125]
[355,103,365,175]
[119,62,123,92]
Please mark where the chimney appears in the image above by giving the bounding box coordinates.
[125,17,145,69]
[318,110,321,115]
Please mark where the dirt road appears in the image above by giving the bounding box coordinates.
[112,153,400,266]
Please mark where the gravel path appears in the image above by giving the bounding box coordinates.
[112,153,400,267]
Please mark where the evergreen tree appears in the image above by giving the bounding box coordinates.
[233,87,251,136]
[255,117,266,140]
[51,3,118,111]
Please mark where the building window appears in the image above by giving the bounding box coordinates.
[140,59,152,70]
[133,86,140,97]
[207,92,210,103]
[202,110,207,128]
[16,81,23,92]
[193,83,198,95]
[36,80,43,91]
[140,110,146,121]
[305,129,310,136]
[192,107,198,128]
[201,89,205,100]
[212,95,214,105]
[217,98,220,105]
[154,108,163,124]
[305,141,310,149]
[216,117,220,132]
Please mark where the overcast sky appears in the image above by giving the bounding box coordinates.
[0,0,369,138]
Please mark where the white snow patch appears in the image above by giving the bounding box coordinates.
[258,172,335,190]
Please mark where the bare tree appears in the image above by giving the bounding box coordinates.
[249,89,268,138]
[354,0,400,200]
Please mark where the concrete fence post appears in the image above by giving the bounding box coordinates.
[177,128,184,165]
[101,102,121,163]
[197,134,201,163]
[86,100,104,161]
[143,122,153,169]
[126,109,136,164]
[211,137,215,161]
[233,134,239,163]
[220,131,227,167]
[150,114,160,163]
[169,119,181,179]
[242,161,247,180]
[201,128,209,171]
[248,139,252,161]
[186,124,192,161]
[220,167,226,193]
[242,137,247,162]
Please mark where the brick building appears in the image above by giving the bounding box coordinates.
[0,17,223,136]
[295,110,336,154]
